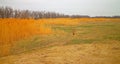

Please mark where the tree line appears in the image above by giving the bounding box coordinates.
[0,6,91,19]
[1,6,119,19]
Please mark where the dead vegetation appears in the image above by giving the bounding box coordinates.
[0,18,120,64]
[0,42,120,64]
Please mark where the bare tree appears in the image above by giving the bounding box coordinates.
[20,10,31,19]
[4,7,13,18]
[0,6,93,19]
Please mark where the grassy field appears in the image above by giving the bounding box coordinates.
[0,18,120,64]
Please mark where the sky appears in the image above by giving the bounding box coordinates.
[0,0,120,16]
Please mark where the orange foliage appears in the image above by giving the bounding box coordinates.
[43,18,79,25]
[0,18,119,56]
[37,18,120,26]
[0,18,52,56]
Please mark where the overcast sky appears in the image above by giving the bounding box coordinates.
[0,0,120,16]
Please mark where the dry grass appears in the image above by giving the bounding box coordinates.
[0,42,120,64]
[38,18,116,25]
[0,18,120,58]
[0,18,52,56]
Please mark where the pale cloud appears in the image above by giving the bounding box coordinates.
[0,0,120,16]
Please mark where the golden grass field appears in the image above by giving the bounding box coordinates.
[0,18,120,64]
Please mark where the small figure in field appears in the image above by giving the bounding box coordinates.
[72,29,76,36]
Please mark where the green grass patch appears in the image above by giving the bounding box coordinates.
[5,21,120,56]
[104,34,120,41]
[66,38,101,45]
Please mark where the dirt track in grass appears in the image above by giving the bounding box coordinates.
[0,41,120,64]
[0,18,120,64]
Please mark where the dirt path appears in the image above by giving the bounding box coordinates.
[0,42,120,64]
